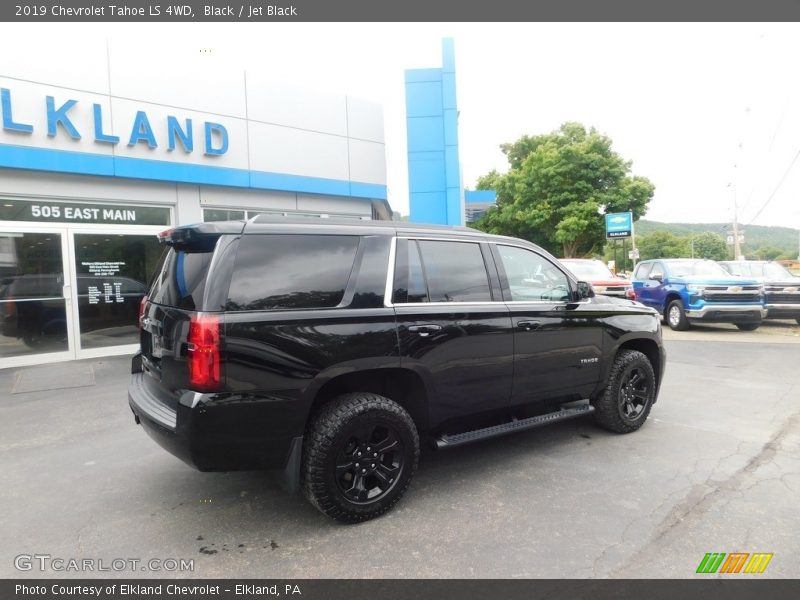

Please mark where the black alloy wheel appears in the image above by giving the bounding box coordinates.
[618,366,651,424]
[336,423,404,504]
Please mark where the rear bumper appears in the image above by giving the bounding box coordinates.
[686,304,767,322]
[128,372,300,473]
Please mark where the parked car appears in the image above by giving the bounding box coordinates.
[129,219,666,522]
[632,258,766,331]
[719,260,800,324]
[560,259,635,300]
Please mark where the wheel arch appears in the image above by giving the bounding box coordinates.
[306,368,431,433]
[663,292,683,317]
[615,336,664,391]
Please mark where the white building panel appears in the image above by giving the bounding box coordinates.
[348,139,387,185]
[245,74,348,137]
[346,96,385,143]
[248,122,350,181]
[107,41,247,118]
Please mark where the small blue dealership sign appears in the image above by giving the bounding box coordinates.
[605,212,633,239]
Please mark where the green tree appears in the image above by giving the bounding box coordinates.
[474,122,655,257]
[636,231,691,261]
[749,245,784,261]
[691,231,728,261]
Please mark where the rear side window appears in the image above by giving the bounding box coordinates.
[416,240,491,302]
[148,247,214,310]
[226,234,359,311]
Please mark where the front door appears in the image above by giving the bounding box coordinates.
[636,261,666,312]
[392,238,513,426]
[491,244,604,406]
[0,227,75,367]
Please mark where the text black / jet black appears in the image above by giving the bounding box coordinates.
[129,217,666,523]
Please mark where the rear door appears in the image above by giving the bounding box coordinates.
[392,237,513,425]
[492,243,604,405]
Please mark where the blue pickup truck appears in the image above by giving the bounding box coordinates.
[632,259,766,331]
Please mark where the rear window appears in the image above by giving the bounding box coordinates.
[416,240,491,303]
[226,234,360,311]
[148,247,215,310]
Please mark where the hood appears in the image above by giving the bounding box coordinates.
[587,278,631,287]
[740,275,800,286]
[674,276,761,286]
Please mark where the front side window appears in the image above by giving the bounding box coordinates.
[635,262,653,280]
[497,246,571,302]
[414,240,492,303]
[650,263,665,280]
[226,234,359,311]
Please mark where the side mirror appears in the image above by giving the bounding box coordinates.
[650,273,663,282]
[576,281,595,300]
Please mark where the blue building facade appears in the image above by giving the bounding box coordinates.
[405,39,463,225]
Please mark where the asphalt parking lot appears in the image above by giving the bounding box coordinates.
[1,321,798,579]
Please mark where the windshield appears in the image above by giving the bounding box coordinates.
[725,262,794,279]
[665,260,730,278]
[561,260,615,280]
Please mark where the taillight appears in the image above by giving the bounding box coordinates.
[137,295,148,328]
[626,288,637,300]
[188,313,221,390]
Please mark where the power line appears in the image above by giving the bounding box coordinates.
[746,148,800,225]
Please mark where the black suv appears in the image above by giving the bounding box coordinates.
[129,218,666,522]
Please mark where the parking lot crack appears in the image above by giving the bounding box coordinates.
[607,403,800,577]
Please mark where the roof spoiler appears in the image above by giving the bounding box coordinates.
[157,222,245,250]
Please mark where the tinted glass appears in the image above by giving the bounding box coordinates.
[562,260,615,280]
[407,241,429,303]
[650,263,665,279]
[635,262,652,280]
[417,240,491,303]
[148,246,215,311]
[665,260,728,277]
[74,233,162,349]
[227,234,359,311]
[497,245,571,302]
[203,209,245,222]
[0,232,68,358]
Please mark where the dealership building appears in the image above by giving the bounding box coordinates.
[0,41,390,367]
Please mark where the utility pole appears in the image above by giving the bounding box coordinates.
[732,198,743,260]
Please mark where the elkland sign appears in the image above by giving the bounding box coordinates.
[0,87,229,156]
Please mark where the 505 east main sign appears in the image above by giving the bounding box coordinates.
[0,87,229,156]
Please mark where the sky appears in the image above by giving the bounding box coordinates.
[6,22,800,229]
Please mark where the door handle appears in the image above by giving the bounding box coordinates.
[408,324,442,337]
[516,320,542,331]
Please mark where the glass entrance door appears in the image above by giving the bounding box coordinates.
[0,228,74,365]
[68,229,163,357]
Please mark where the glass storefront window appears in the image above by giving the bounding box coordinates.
[73,233,162,349]
[0,232,69,358]
[203,209,246,222]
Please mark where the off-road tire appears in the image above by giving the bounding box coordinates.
[592,349,656,434]
[666,299,690,331]
[302,392,419,523]
[736,323,760,331]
